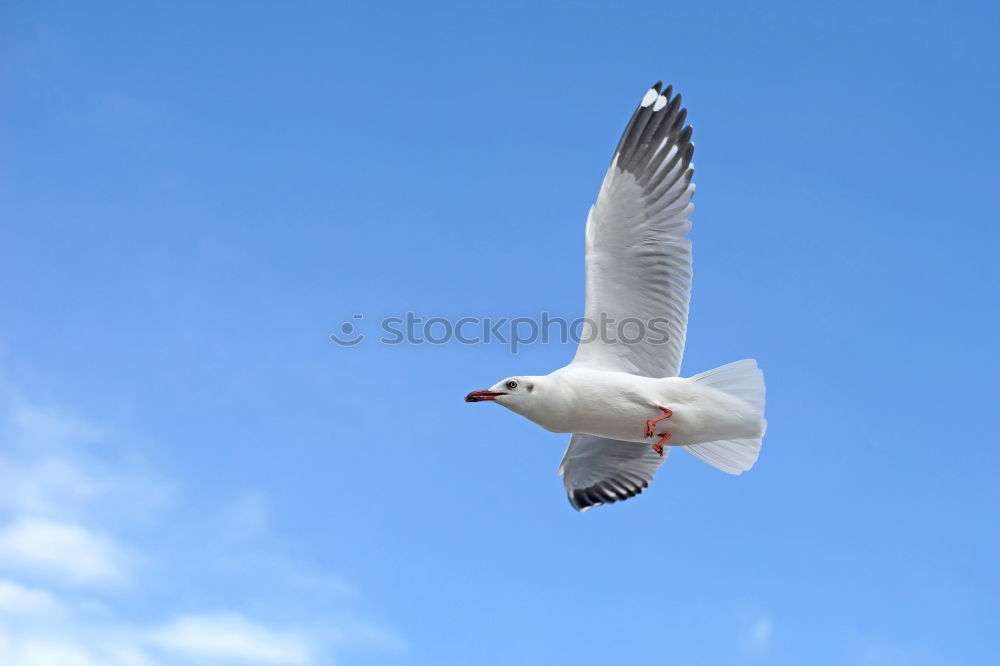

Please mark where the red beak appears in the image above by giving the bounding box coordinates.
[464,390,505,402]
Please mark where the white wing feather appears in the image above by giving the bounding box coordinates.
[571,83,696,378]
[560,83,697,511]
[558,434,667,511]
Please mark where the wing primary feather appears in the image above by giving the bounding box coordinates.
[605,478,630,495]
[646,153,694,205]
[617,105,655,168]
[676,124,693,147]
[644,136,694,198]
[597,484,619,502]
[624,89,686,176]
[642,142,688,195]
[634,97,689,188]
[623,105,669,172]
[638,143,679,190]
[626,92,680,172]
[672,107,689,133]
[610,104,647,165]
[632,95,685,189]
[659,167,694,214]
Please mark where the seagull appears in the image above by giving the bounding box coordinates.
[465,82,766,511]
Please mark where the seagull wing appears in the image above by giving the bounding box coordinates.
[571,82,695,378]
[558,434,667,511]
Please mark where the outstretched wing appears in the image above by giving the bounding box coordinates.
[571,82,695,378]
[558,434,667,511]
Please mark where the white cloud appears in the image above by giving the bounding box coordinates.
[0,518,125,585]
[148,613,310,665]
[0,627,157,666]
[0,580,65,616]
[3,397,103,453]
[743,616,773,655]
[0,457,99,519]
[0,382,170,526]
[0,370,398,666]
[1,639,101,666]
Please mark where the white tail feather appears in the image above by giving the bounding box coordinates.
[687,360,766,474]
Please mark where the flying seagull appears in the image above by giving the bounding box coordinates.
[465,82,766,511]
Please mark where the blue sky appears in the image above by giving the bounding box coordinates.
[1,1,998,664]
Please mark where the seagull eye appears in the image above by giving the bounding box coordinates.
[506,380,518,390]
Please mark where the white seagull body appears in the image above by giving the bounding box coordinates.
[466,82,766,511]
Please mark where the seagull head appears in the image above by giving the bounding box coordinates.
[465,377,536,407]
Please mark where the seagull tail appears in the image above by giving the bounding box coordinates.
[685,359,766,474]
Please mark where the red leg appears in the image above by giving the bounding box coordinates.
[652,432,672,457]
[644,406,674,438]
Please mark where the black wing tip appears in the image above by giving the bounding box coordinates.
[649,82,683,105]
[614,82,692,171]
[568,481,647,512]
[664,93,682,117]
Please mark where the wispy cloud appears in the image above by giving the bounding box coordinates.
[742,615,773,656]
[148,613,310,665]
[0,383,170,526]
[0,456,101,519]
[0,580,66,616]
[0,371,400,666]
[0,518,126,585]
[0,624,157,666]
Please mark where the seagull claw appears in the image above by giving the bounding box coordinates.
[644,406,673,438]
[651,431,672,457]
